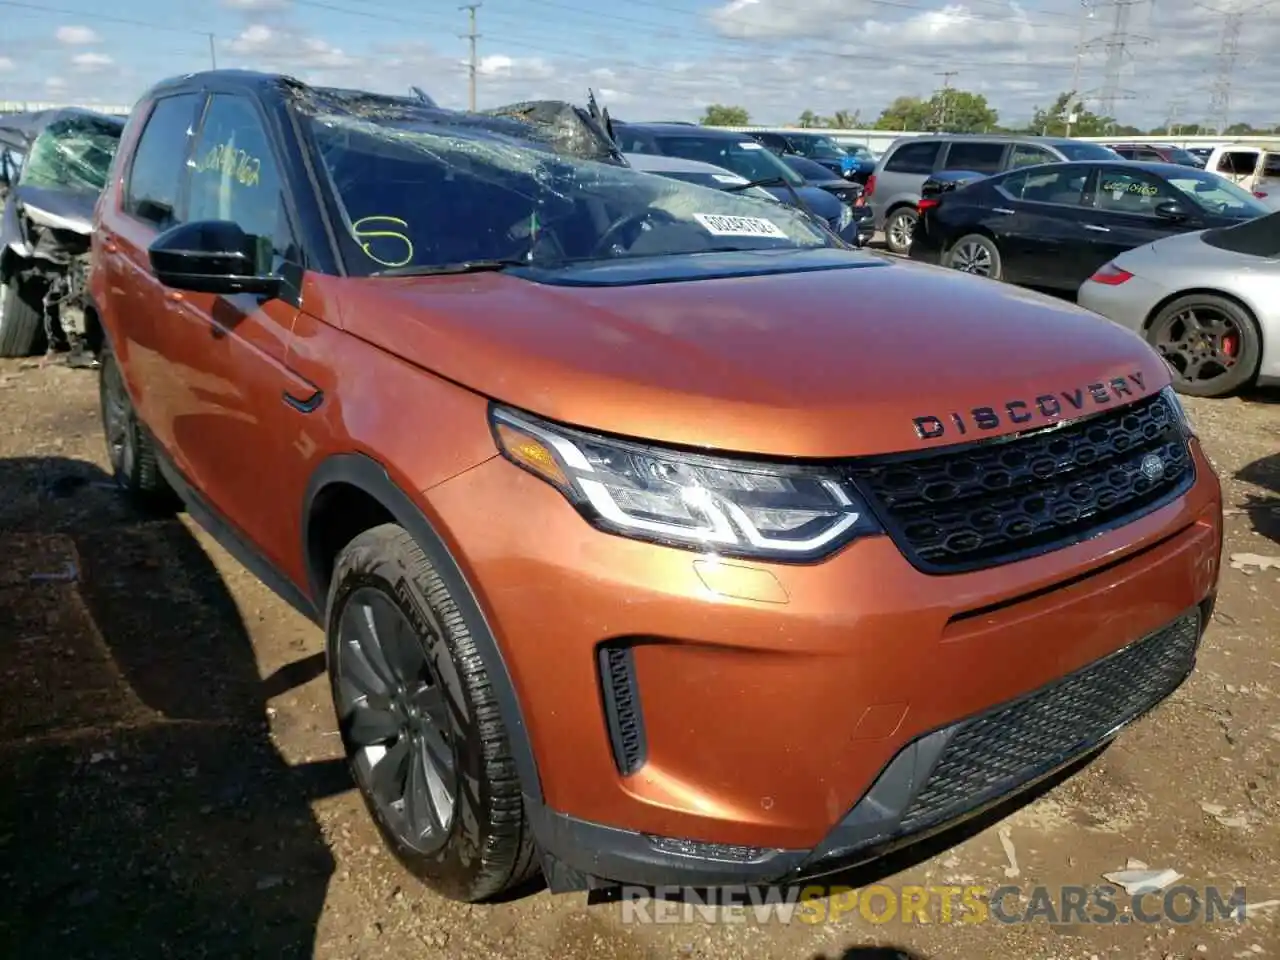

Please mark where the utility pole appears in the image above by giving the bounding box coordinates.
[459,3,481,112]
[933,70,958,131]
[1164,97,1187,136]
[208,33,217,69]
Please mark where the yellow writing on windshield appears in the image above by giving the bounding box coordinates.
[195,141,261,188]
[352,215,414,268]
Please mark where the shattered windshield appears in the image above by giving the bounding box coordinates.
[19,115,121,193]
[306,115,832,276]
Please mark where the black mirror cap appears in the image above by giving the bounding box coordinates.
[148,219,280,296]
[1154,200,1189,221]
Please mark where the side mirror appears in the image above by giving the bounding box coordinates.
[1154,200,1188,222]
[148,219,281,297]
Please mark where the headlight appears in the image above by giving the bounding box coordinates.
[490,405,880,561]
[1160,384,1195,438]
[836,204,853,232]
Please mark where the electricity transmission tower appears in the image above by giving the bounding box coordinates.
[459,2,481,111]
[1201,0,1270,133]
[932,70,958,129]
[1082,0,1153,122]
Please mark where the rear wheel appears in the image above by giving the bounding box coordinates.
[945,233,1003,281]
[325,523,538,902]
[99,344,173,505]
[1146,294,1261,398]
[0,276,47,358]
[884,207,918,255]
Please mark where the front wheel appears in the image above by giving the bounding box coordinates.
[1146,294,1261,398]
[945,233,1003,280]
[325,524,538,902]
[883,207,917,255]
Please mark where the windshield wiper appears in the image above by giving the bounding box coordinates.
[722,177,844,244]
[373,258,529,278]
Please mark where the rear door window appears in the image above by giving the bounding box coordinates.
[884,141,941,174]
[942,141,1006,174]
[124,93,203,229]
[1217,150,1258,176]
[996,168,1088,206]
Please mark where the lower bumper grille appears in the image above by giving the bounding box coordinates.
[899,611,1200,833]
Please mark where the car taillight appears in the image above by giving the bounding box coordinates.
[865,173,876,197]
[917,197,939,212]
[1089,262,1133,285]
[1254,190,1267,198]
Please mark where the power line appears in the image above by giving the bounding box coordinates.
[459,2,481,112]
[1201,0,1269,133]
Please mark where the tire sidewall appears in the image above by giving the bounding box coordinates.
[98,347,139,488]
[1148,296,1260,398]
[324,540,494,899]
[886,208,917,254]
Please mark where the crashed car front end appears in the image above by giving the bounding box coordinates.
[0,109,123,365]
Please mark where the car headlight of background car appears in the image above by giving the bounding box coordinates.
[490,405,880,561]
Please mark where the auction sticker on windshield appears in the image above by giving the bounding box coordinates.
[739,142,765,150]
[694,213,788,238]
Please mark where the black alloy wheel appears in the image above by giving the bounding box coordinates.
[333,584,459,854]
[1146,294,1261,398]
[98,345,170,503]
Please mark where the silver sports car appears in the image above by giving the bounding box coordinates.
[1078,211,1280,398]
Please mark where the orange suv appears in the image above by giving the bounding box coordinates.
[90,72,1223,902]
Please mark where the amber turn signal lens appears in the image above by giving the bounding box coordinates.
[494,423,570,489]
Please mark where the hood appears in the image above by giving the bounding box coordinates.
[334,250,1170,458]
[764,184,842,219]
[13,184,96,233]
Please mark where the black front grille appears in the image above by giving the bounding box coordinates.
[899,611,1200,834]
[850,392,1193,574]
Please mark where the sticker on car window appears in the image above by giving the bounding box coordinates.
[1101,179,1159,198]
[693,213,787,238]
[738,142,764,150]
[712,174,749,184]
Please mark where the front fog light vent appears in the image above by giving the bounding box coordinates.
[599,644,646,775]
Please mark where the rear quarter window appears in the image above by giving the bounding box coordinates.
[942,141,1005,173]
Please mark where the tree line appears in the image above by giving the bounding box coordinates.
[699,91,1280,137]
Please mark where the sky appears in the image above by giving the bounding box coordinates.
[0,0,1276,131]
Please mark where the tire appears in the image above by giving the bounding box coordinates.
[325,523,538,902]
[884,207,918,255]
[945,233,1003,281]
[99,344,173,505]
[1145,293,1261,398]
[0,276,46,357]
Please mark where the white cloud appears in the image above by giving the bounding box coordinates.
[71,52,114,72]
[45,76,68,90]
[23,0,1280,131]
[0,57,14,73]
[55,25,101,45]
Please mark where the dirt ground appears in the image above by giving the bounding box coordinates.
[0,356,1277,960]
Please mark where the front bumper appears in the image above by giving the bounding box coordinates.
[428,438,1222,887]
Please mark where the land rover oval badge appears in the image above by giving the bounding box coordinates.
[1140,453,1165,481]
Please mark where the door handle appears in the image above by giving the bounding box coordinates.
[1083,224,1111,233]
[992,207,1015,215]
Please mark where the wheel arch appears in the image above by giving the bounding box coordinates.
[302,452,545,804]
